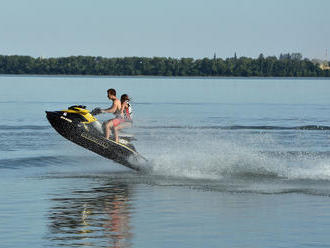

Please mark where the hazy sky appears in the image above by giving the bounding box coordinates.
[0,0,329,59]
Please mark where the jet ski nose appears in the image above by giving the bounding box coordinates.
[45,110,59,114]
[45,111,55,117]
[45,111,61,121]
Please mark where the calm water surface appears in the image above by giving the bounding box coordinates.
[1,76,330,248]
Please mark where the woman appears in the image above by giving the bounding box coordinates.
[112,94,133,143]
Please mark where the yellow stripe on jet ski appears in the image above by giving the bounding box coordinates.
[107,138,138,155]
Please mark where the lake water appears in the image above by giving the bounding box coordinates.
[1,75,330,248]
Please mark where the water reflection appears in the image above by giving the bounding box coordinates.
[47,182,133,248]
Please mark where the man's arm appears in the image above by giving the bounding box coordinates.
[102,100,120,113]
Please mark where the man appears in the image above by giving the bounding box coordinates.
[101,88,122,140]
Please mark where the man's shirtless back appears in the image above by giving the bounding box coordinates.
[102,88,121,115]
[102,88,121,140]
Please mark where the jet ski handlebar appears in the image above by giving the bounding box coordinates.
[90,107,103,116]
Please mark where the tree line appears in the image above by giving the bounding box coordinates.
[0,53,329,77]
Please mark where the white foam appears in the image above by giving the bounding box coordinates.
[141,131,330,181]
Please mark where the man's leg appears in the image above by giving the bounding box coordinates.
[105,119,114,139]
[114,122,132,143]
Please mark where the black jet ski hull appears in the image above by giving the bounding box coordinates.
[46,111,146,171]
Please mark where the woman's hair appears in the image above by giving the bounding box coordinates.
[120,94,130,103]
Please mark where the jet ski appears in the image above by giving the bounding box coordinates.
[45,105,147,171]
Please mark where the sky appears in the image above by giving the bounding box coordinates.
[0,0,329,59]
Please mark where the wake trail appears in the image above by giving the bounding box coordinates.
[143,133,330,181]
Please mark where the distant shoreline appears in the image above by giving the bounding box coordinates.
[0,53,329,77]
[1,73,330,80]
